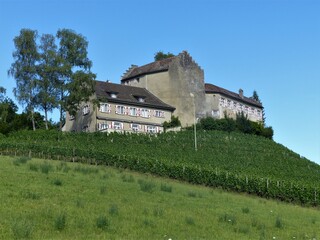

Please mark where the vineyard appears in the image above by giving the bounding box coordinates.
[1,130,319,206]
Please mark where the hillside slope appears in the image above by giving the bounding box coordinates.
[1,130,319,205]
[0,156,319,239]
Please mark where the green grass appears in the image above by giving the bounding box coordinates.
[0,156,319,239]
[2,130,320,205]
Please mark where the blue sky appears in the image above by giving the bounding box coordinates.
[1,0,319,164]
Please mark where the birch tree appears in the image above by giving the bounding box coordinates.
[8,29,39,130]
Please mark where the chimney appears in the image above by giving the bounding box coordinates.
[239,89,243,98]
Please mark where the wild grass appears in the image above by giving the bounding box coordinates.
[0,155,319,239]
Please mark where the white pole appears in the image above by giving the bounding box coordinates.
[190,93,197,151]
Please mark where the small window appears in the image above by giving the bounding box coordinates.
[212,110,220,118]
[82,105,90,115]
[99,103,111,113]
[116,105,125,115]
[110,93,117,98]
[154,110,164,118]
[131,123,140,132]
[134,95,145,102]
[146,125,157,133]
[140,108,150,118]
[129,107,137,116]
[98,122,108,130]
[113,122,123,130]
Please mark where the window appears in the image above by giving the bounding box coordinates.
[212,110,220,118]
[146,125,157,133]
[99,103,111,113]
[154,110,164,118]
[134,95,145,102]
[129,107,137,116]
[131,123,140,132]
[257,110,261,116]
[227,99,231,108]
[98,122,108,131]
[116,105,126,115]
[140,108,150,118]
[82,105,90,115]
[113,122,123,130]
[108,92,118,98]
[219,98,226,107]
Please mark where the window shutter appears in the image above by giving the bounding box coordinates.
[115,105,118,114]
[161,111,164,118]
[153,110,156,117]
[156,127,159,132]
[148,110,151,118]
[130,123,132,129]
[108,104,111,113]
[121,122,124,129]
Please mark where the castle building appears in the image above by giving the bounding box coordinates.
[63,81,175,133]
[121,51,263,126]
[63,51,263,133]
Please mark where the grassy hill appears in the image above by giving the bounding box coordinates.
[1,130,320,205]
[0,156,319,239]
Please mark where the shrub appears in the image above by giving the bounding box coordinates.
[121,174,135,183]
[275,216,283,229]
[109,204,119,216]
[242,207,250,214]
[54,213,66,231]
[96,215,109,230]
[40,162,52,174]
[13,156,31,166]
[185,217,195,225]
[218,213,237,225]
[11,219,33,239]
[138,179,156,193]
[160,183,172,193]
[53,179,63,186]
[29,163,39,172]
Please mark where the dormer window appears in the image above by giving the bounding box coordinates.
[134,95,145,102]
[107,91,118,98]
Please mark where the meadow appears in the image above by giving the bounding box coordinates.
[0,155,319,239]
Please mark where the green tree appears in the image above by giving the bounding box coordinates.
[0,87,6,102]
[56,29,96,128]
[252,90,261,103]
[154,51,174,61]
[37,34,60,130]
[8,29,40,130]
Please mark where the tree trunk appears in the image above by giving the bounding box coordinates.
[44,109,48,130]
[31,108,36,131]
[59,104,63,130]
